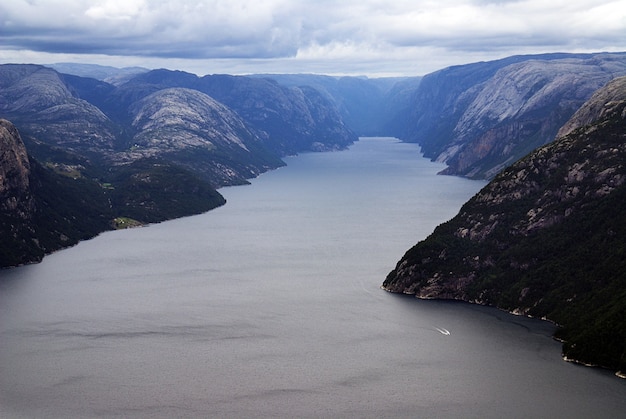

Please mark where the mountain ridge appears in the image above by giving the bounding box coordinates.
[383,76,626,375]
[0,64,359,267]
[404,52,626,179]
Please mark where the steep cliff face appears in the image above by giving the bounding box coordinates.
[0,119,32,214]
[0,119,115,266]
[557,75,626,138]
[406,53,626,179]
[0,119,37,266]
[384,77,626,374]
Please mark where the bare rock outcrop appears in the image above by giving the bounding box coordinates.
[406,53,626,179]
[0,119,32,216]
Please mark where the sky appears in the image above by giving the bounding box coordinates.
[1,0,625,78]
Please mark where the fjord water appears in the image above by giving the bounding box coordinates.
[1,138,624,418]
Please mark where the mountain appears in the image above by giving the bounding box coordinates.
[0,64,361,188]
[0,119,32,221]
[0,117,228,268]
[250,74,422,136]
[0,119,107,266]
[48,62,149,86]
[404,52,626,179]
[0,63,359,267]
[196,74,357,155]
[0,64,119,154]
[110,70,358,156]
[125,87,281,186]
[383,76,626,375]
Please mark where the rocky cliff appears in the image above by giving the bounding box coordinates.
[0,117,227,267]
[383,76,626,375]
[405,53,626,179]
[0,63,359,267]
[0,119,109,266]
[0,119,35,263]
[0,119,31,214]
[0,64,357,190]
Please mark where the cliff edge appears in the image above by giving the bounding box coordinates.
[384,77,626,375]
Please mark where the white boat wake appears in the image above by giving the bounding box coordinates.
[434,327,450,336]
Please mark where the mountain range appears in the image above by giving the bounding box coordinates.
[2,52,626,375]
[403,52,626,179]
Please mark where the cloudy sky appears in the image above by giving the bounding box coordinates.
[1,0,625,77]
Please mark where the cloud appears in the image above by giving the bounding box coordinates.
[1,0,624,76]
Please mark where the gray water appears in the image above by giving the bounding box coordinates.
[1,137,624,418]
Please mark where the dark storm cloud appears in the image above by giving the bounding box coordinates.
[1,0,624,76]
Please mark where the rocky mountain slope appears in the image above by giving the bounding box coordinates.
[125,87,280,186]
[0,64,119,154]
[250,73,422,137]
[383,76,626,375]
[0,119,105,266]
[51,64,421,138]
[0,119,32,219]
[0,64,357,187]
[106,69,357,157]
[405,52,626,179]
[0,64,359,267]
[0,117,227,268]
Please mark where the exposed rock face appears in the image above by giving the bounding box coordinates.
[0,64,118,153]
[557,75,626,138]
[0,64,356,189]
[126,87,280,185]
[384,77,626,374]
[0,119,32,216]
[406,53,626,179]
[129,88,254,154]
[0,63,359,266]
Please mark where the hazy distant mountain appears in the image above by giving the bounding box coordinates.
[384,76,626,375]
[251,74,422,136]
[48,62,149,86]
[405,52,626,179]
[195,74,357,155]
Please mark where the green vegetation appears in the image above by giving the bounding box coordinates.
[385,100,626,374]
[112,217,143,229]
[0,158,113,267]
[107,158,226,223]
[1,151,226,268]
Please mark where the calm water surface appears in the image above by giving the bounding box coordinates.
[1,137,624,418]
